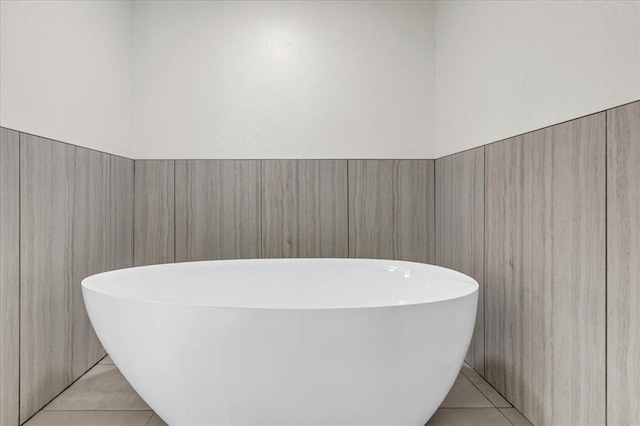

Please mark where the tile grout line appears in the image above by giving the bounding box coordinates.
[144,411,156,426]
[460,364,509,409]
[109,156,112,275]
[499,407,534,426]
[19,357,106,424]
[432,159,436,263]
[346,160,350,258]
[42,409,153,412]
[18,132,22,424]
[132,159,135,268]
[173,160,176,263]
[483,144,487,377]
[43,409,153,412]
[604,110,608,426]
[260,160,264,258]
[435,407,513,411]
[496,408,518,426]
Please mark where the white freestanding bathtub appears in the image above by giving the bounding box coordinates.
[82,259,478,426]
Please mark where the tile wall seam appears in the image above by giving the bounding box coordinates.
[432,159,436,263]
[133,161,136,267]
[260,160,264,258]
[174,160,176,263]
[18,131,22,426]
[604,110,608,426]
[483,145,487,378]
[346,160,350,259]
[132,160,135,268]
[259,159,263,259]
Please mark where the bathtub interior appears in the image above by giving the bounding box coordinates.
[82,259,478,309]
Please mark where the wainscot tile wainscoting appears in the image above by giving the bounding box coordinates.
[0,131,134,425]
[0,100,638,426]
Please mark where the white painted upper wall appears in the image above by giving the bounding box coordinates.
[1,1,639,159]
[0,0,134,158]
[133,0,435,159]
[435,0,640,158]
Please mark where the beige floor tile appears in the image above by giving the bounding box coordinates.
[426,408,512,425]
[440,374,493,408]
[99,355,114,365]
[45,365,150,411]
[500,408,534,425]
[146,413,168,425]
[24,411,152,426]
[29,361,522,426]
[460,363,511,407]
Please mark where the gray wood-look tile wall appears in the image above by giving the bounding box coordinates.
[485,113,607,426]
[134,161,175,266]
[111,157,134,270]
[175,160,261,261]
[20,135,77,421]
[1,100,638,426]
[607,101,640,425]
[262,160,348,258]
[348,160,435,262]
[69,147,110,380]
[0,128,20,426]
[435,147,485,375]
[10,132,134,425]
[137,159,431,263]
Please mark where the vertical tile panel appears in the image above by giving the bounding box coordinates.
[20,136,112,422]
[485,113,606,426]
[607,101,640,425]
[134,161,175,266]
[348,160,435,262]
[262,160,348,258]
[435,147,485,375]
[0,128,20,426]
[175,160,260,261]
[20,135,75,421]
[70,147,110,379]
[111,156,134,269]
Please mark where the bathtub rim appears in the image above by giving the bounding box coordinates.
[81,258,479,311]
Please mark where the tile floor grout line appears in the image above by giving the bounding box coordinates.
[144,411,157,426]
[436,407,512,410]
[456,372,493,405]
[42,409,153,412]
[460,364,513,408]
[498,406,534,426]
[459,366,501,407]
[20,356,107,424]
[495,407,517,426]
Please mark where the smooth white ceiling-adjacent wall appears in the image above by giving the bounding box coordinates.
[132,0,436,159]
[435,0,640,158]
[1,1,639,159]
[0,0,134,158]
